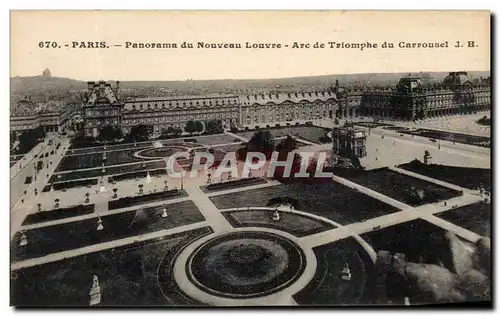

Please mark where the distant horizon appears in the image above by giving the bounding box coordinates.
[10,69,492,83]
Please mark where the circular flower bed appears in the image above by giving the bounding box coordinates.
[187,231,306,298]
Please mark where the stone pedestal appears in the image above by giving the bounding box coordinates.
[89,275,101,306]
[272,211,280,221]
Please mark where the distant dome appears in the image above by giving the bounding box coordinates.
[42,68,51,78]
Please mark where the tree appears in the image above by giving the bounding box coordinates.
[275,135,297,153]
[205,119,223,134]
[17,127,46,154]
[127,124,149,142]
[247,130,275,157]
[173,127,183,136]
[97,126,123,142]
[10,132,17,145]
[194,121,204,134]
[230,125,239,133]
[185,120,197,135]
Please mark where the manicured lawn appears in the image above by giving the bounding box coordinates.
[11,226,212,306]
[107,169,166,183]
[293,237,375,305]
[22,204,95,226]
[199,177,267,193]
[108,189,187,210]
[56,149,145,171]
[68,143,152,155]
[222,209,336,237]
[212,143,246,153]
[398,160,491,191]
[210,182,398,225]
[237,126,330,144]
[50,160,165,183]
[341,168,462,207]
[11,200,205,262]
[46,179,99,191]
[435,202,491,236]
[191,134,239,146]
[360,219,448,264]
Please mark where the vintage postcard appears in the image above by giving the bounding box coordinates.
[10,11,491,307]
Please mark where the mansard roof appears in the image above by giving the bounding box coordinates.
[239,91,337,106]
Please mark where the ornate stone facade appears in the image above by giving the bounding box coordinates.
[83,81,122,137]
[121,95,239,134]
[10,97,72,135]
[359,72,491,120]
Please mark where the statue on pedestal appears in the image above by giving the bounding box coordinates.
[89,275,101,306]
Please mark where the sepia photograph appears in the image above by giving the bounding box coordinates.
[9,10,491,307]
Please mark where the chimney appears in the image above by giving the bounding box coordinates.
[99,81,105,88]
[87,81,95,91]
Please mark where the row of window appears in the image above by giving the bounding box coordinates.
[121,112,235,125]
[86,110,119,117]
[86,119,119,127]
[123,110,237,119]
[245,111,329,123]
[127,99,238,110]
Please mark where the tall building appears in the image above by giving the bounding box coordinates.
[359,72,490,120]
[121,95,239,135]
[83,81,123,137]
[78,72,490,138]
[10,96,72,135]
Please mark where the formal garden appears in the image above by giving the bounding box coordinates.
[50,160,167,183]
[293,237,375,305]
[11,226,212,306]
[12,200,204,262]
[209,182,399,225]
[199,177,267,193]
[222,209,336,237]
[435,202,491,236]
[108,188,187,210]
[360,218,449,264]
[236,125,331,144]
[187,231,306,298]
[341,167,462,206]
[22,204,96,225]
[398,159,491,192]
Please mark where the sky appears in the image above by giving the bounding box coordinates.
[11,11,490,81]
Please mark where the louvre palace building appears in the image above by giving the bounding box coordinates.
[11,72,491,138]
